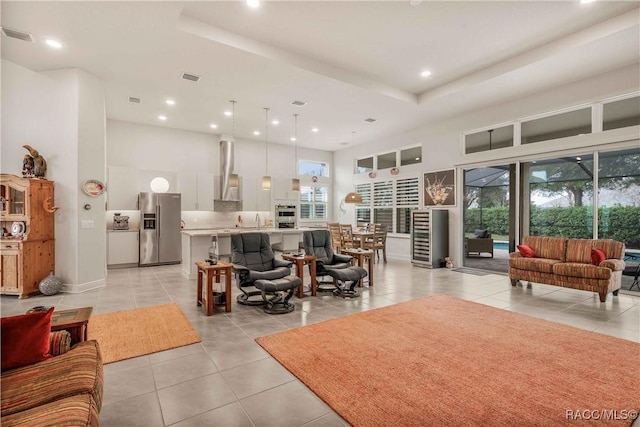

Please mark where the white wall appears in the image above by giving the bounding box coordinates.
[333,64,640,263]
[107,120,330,220]
[2,60,107,289]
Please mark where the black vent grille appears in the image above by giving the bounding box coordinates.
[364,118,377,123]
[291,100,307,107]
[181,73,201,82]
[128,97,142,104]
[1,27,34,42]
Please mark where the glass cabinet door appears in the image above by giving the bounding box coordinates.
[9,187,25,216]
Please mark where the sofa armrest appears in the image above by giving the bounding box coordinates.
[49,330,72,356]
[601,259,625,271]
[509,252,523,259]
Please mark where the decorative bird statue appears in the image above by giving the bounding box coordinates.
[23,145,47,178]
[22,155,34,177]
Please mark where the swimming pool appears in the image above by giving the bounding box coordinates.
[493,241,509,251]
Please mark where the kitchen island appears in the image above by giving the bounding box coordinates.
[181,228,303,279]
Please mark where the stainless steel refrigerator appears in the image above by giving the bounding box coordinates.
[139,192,182,266]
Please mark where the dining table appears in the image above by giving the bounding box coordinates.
[351,230,374,249]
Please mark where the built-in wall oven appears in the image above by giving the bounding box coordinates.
[275,204,297,229]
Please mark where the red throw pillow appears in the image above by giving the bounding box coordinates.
[1,307,54,371]
[591,248,606,266]
[517,244,536,258]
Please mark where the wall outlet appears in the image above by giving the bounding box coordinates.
[81,220,94,229]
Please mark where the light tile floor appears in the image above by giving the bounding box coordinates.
[2,259,639,426]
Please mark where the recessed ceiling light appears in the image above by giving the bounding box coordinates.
[420,70,432,78]
[311,128,319,133]
[271,120,279,125]
[165,99,175,106]
[210,124,218,129]
[158,115,167,121]
[415,157,420,161]
[580,0,596,4]
[45,39,63,49]
[246,0,260,7]
[224,111,232,117]
[253,131,260,135]
[290,137,297,142]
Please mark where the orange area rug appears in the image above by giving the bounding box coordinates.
[88,303,200,364]
[256,295,640,426]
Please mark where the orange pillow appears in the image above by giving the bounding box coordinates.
[517,244,536,258]
[1,307,54,371]
[591,249,606,266]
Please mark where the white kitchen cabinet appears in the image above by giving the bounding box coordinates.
[197,172,214,211]
[178,171,213,211]
[273,176,298,204]
[108,166,139,210]
[107,231,139,267]
[243,178,271,211]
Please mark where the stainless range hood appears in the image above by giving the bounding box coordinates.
[214,136,243,212]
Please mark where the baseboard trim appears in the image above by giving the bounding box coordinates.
[62,278,106,294]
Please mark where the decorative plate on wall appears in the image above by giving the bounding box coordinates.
[82,179,106,197]
[390,167,400,176]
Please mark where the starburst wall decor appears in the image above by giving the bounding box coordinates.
[424,169,455,207]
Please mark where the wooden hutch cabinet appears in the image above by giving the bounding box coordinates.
[0,174,55,298]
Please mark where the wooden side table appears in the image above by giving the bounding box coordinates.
[196,260,233,315]
[341,248,374,286]
[281,254,317,297]
[50,307,93,345]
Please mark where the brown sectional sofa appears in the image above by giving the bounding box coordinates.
[1,333,103,426]
[509,236,625,302]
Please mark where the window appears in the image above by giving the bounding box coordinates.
[354,177,419,234]
[299,160,329,177]
[377,152,396,170]
[396,177,419,234]
[528,155,594,238]
[603,96,640,131]
[373,181,393,231]
[522,107,591,144]
[355,183,371,224]
[300,186,328,219]
[400,147,422,166]
[465,125,514,154]
[598,148,640,252]
[356,157,373,174]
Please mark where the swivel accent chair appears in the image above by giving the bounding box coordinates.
[302,230,367,298]
[231,232,301,314]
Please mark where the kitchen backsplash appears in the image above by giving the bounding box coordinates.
[106,210,271,230]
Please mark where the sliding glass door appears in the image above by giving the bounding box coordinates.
[462,165,515,272]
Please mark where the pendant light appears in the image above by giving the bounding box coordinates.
[229,100,239,188]
[291,113,300,191]
[344,131,362,203]
[262,107,271,190]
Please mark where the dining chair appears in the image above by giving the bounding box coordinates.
[328,223,343,252]
[364,224,388,263]
[340,224,359,249]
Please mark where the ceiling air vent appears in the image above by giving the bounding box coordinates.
[1,27,34,42]
[291,100,307,107]
[181,72,201,82]
[364,118,377,123]
[128,97,141,104]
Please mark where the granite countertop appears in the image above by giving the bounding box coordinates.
[107,229,139,232]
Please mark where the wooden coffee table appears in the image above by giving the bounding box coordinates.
[282,254,317,297]
[50,307,93,345]
[196,260,233,315]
